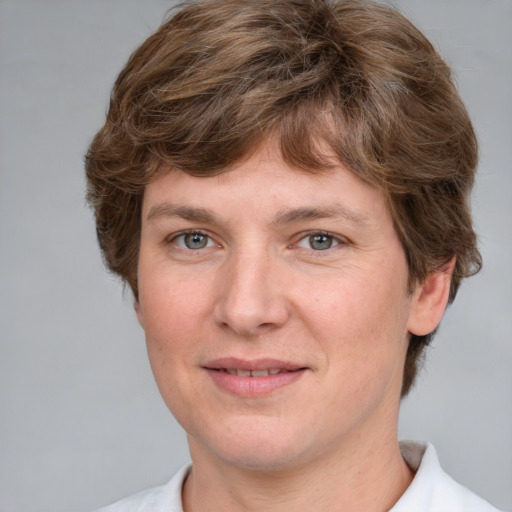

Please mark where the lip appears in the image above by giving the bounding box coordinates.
[203,358,308,397]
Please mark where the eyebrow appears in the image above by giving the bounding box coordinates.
[146,203,369,226]
[272,206,370,226]
[146,204,217,223]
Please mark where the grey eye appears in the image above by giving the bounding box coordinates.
[178,232,211,249]
[309,234,334,250]
[296,232,341,251]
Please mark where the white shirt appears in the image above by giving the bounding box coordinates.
[94,442,503,512]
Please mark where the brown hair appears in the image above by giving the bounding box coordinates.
[85,0,481,396]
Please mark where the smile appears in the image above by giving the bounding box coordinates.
[219,368,291,377]
[203,358,307,397]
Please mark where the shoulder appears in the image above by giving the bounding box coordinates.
[92,464,190,512]
[394,441,504,512]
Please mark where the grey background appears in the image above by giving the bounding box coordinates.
[0,1,510,511]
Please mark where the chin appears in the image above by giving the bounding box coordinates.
[213,445,305,473]
[188,417,315,472]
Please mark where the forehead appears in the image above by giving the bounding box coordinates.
[143,143,388,227]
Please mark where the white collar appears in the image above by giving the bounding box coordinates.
[392,441,500,511]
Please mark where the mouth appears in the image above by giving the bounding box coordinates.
[203,358,308,396]
[211,368,296,377]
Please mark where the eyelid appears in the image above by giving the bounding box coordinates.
[164,229,347,251]
[293,230,348,250]
[167,229,219,249]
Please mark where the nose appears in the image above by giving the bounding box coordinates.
[213,249,290,337]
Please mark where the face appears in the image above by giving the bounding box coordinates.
[136,142,423,472]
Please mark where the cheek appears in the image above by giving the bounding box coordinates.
[297,270,399,339]
[141,289,207,429]
[138,272,211,386]
[297,269,411,376]
[139,268,212,336]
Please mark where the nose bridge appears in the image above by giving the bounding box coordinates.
[214,242,288,335]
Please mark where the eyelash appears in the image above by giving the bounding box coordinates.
[168,230,217,250]
[293,231,346,252]
[166,230,347,253]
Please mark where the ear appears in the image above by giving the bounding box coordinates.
[134,299,145,328]
[407,257,455,336]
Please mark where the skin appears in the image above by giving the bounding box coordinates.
[135,141,453,512]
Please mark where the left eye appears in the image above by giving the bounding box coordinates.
[296,233,341,251]
[174,232,215,250]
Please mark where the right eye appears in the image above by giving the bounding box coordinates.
[173,231,215,250]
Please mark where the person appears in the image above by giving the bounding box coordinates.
[85,0,503,510]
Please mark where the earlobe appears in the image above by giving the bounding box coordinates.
[134,299,145,328]
[407,257,455,336]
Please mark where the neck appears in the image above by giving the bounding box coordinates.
[182,433,414,512]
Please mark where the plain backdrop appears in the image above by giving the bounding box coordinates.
[0,1,510,511]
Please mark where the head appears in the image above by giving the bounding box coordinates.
[85,0,481,396]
